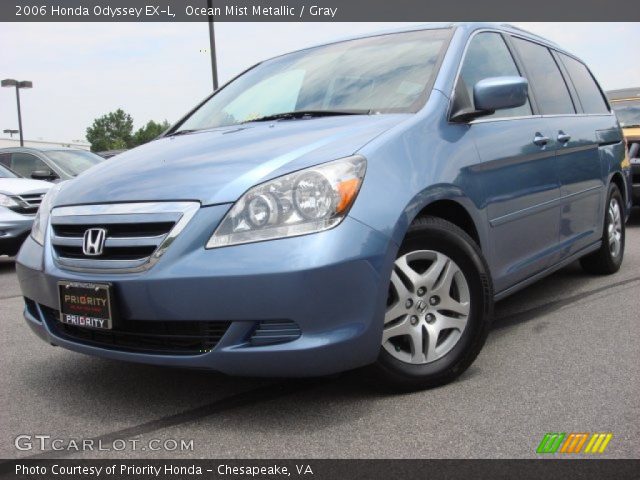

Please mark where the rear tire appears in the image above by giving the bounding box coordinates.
[580,183,625,275]
[372,216,493,391]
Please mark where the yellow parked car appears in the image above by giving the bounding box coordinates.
[608,88,640,205]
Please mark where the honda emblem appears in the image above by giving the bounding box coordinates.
[82,228,107,256]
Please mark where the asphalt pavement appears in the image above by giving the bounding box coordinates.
[1,209,639,459]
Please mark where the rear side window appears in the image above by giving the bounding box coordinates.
[459,32,532,118]
[558,53,609,114]
[511,37,575,115]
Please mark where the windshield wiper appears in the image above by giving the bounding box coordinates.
[242,109,372,124]
[166,129,200,137]
[167,110,373,134]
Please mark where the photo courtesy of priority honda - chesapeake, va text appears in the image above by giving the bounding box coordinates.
[16,23,629,390]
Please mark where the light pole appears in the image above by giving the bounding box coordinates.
[1,79,33,147]
[3,129,19,138]
[206,0,219,90]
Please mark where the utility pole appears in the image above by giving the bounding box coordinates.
[1,79,33,147]
[207,0,219,90]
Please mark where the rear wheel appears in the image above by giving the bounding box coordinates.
[580,183,625,275]
[373,216,493,390]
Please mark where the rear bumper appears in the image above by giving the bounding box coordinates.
[16,206,397,377]
[0,209,34,255]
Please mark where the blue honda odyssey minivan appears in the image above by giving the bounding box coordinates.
[17,23,630,389]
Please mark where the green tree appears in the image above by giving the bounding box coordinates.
[85,109,134,152]
[133,120,170,146]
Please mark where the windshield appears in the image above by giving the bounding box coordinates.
[0,164,17,178]
[45,150,103,176]
[177,29,451,132]
[611,99,640,127]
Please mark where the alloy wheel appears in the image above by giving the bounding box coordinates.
[383,250,470,365]
[608,197,623,259]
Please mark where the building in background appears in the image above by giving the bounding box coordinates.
[0,137,90,151]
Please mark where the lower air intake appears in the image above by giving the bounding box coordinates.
[250,320,301,346]
[39,304,230,355]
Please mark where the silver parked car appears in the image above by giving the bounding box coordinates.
[0,164,51,256]
[0,147,103,182]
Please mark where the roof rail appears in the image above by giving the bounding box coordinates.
[500,24,559,47]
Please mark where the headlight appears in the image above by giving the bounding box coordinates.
[31,184,62,246]
[207,155,366,248]
[0,193,19,209]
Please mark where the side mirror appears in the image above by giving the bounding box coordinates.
[31,169,57,181]
[474,76,528,113]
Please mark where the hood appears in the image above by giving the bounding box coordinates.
[54,114,408,207]
[0,178,52,196]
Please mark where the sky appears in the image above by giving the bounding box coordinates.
[1,22,639,143]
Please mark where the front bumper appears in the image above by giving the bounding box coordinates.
[0,208,35,255]
[16,204,397,377]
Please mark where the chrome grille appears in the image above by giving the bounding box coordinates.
[50,202,199,273]
[9,191,46,215]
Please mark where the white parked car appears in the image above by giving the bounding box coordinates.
[0,164,52,256]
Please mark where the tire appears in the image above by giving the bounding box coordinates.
[372,216,494,391]
[580,183,625,275]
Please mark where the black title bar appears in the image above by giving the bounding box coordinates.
[1,459,640,480]
[2,0,640,21]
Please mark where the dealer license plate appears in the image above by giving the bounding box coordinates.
[58,281,113,330]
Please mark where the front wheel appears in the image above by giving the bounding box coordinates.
[580,183,625,275]
[372,216,493,391]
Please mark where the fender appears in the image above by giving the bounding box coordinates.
[393,185,487,250]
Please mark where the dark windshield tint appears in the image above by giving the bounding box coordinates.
[177,29,451,131]
[0,164,17,178]
[45,150,102,176]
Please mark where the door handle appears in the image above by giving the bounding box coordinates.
[557,132,571,144]
[533,133,550,147]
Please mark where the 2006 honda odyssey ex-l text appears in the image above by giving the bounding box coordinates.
[17,23,630,389]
